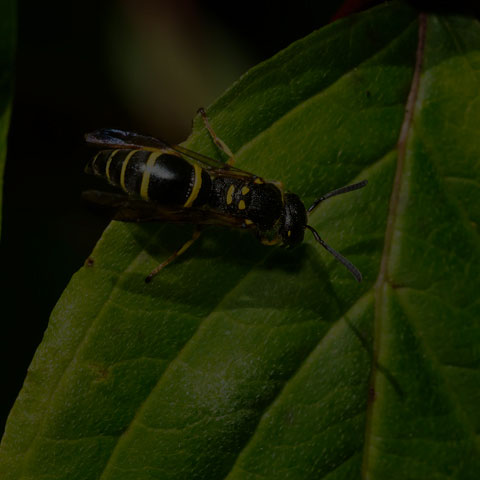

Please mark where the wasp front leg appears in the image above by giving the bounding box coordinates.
[198,107,235,166]
[145,227,203,283]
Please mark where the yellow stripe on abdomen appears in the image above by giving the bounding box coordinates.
[183,163,203,208]
[91,152,101,173]
[140,152,162,200]
[105,149,119,183]
[120,150,137,192]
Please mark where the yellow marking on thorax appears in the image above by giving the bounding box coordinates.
[241,186,250,195]
[261,237,281,246]
[105,150,119,183]
[140,151,162,200]
[120,150,137,191]
[245,219,253,225]
[226,184,235,205]
[238,199,246,210]
[184,163,203,208]
[254,177,264,184]
[287,230,292,237]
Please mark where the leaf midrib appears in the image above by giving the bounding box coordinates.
[362,11,426,479]
[362,10,480,478]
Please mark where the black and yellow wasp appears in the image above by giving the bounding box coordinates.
[84,109,367,282]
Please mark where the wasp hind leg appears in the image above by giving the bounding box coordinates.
[145,227,203,283]
[198,107,235,166]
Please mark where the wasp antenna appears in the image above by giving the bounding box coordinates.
[307,180,368,214]
[306,225,362,282]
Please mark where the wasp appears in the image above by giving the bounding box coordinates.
[84,109,367,283]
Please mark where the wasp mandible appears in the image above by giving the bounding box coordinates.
[84,109,367,282]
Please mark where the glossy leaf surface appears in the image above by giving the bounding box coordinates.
[1,3,479,479]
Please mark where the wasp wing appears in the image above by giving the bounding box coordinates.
[85,128,259,181]
[82,190,168,221]
[170,144,256,181]
[82,190,251,229]
[85,128,175,154]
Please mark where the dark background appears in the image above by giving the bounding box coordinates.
[0,0,341,436]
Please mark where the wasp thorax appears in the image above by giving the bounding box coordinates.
[280,193,307,247]
[246,182,284,230]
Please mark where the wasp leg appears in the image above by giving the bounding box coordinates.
[145,227,203,283]
[198,107,235,166]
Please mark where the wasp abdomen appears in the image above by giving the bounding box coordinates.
[87,149,212,207]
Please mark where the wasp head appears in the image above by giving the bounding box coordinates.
[280,193,307,247]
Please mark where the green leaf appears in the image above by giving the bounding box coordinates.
[1,2,480,479]
[0,0,15,239]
